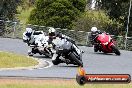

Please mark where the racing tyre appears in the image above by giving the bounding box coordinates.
[69,52,83,67]
[52,59,60,65]
[111,45,121,55]
[28,52,34,56]
[94,45,98,52]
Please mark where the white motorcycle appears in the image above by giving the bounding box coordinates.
[28,34,52,57]
[23,30,52,57]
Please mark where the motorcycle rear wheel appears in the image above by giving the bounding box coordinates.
[52,60,59,65]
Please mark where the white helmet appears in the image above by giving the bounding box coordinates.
[91,27,97,32]
[48,27,56,36]
[48,27,56,33]
[26,28,32,33]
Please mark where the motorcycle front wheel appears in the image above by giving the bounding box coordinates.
[94,45,98,52]
[52,60,60,65]
[69,52,83,67]
[28,51,34,56]
[111,45,121,55]
[52,56,61,65]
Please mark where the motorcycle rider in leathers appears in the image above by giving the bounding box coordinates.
[89,27,111,52]
[89,27,103,45]
[48,27,76,45]
[23,27,46,55]
[23,27,35,45]
[47,27,83,63]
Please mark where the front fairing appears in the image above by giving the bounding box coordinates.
[97,33,111,44]
[52,37,72,56]
[96,33,114,52]
[53,37,72,50]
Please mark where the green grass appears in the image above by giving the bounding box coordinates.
[0,79,131,88]
[16,6,34,36]
[17,6,34,24]
[0,52,38,68]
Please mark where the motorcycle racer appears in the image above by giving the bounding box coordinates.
[89,27,103,45]
[47,27,83,66]
[23,27,36,46]
[89,27,120,55]
[23,27,51,56]
[48,27,76,45]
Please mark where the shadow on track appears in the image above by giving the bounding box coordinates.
[57,65,79,68]
[33,55,51,59]
[94,52,121,56]
[88,51,119,56]
[94,52,113,55]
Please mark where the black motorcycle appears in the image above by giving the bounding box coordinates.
[52,37,83,67]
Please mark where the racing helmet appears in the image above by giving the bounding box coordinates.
[91,27,97,32]
[26,28,32,33]
[48,27,56,36]
[25,27,33,37]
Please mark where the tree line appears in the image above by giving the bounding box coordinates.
[0,0,131,36]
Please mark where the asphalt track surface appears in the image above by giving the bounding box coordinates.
[0,38,132,79]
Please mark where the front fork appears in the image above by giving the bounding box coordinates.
[72,44,81,55]
[72,44,82,61]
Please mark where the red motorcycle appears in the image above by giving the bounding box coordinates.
[93,33,120,55]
